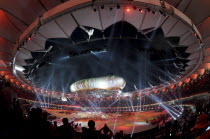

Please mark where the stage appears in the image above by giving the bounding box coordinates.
[44,109,168,134]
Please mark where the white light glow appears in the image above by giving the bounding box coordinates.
[97,81,108,89]
[15,65,25,72]
[123,93,131,97]
[133,122,150,125]
[70,76,126,92]
[61,96,67,101]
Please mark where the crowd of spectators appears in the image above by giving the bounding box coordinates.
[0,74,210,138]
[0,80,121,138]
[146,96,210,139]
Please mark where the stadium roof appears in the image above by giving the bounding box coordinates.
[1,0,210,95]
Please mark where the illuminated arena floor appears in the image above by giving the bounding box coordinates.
[45,109,168,134]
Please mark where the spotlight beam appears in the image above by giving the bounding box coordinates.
[112,117,118,134]
[88,100,100,112]
[107,99,119,107]
[150,94,176,119]
[151,62,176,82]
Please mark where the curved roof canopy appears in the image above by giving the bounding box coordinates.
[0,0,210,97]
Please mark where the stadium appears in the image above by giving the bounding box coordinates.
[0,0,210,138]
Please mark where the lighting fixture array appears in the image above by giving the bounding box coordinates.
[19,2,202,51]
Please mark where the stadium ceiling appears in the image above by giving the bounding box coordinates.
[1,0,210,94]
